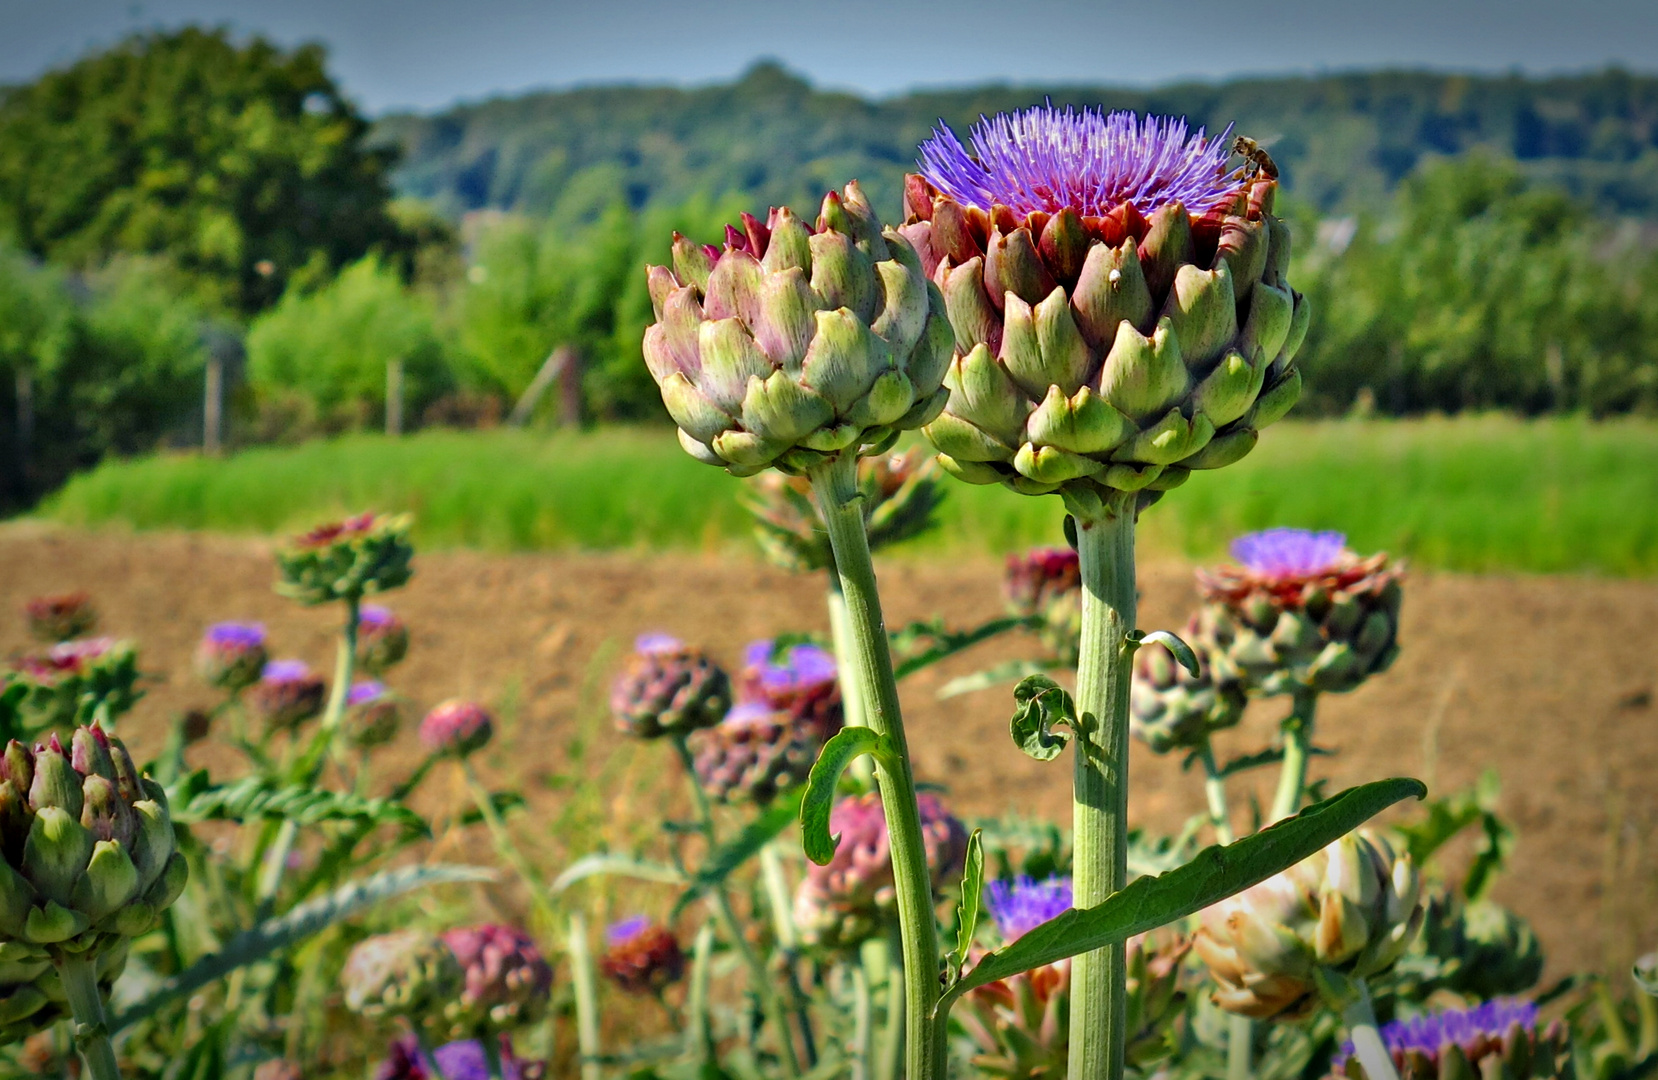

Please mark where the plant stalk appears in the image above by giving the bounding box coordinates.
[826,576,874,786]
[57,955,123,1080]
[462,759,559,925]
[1340,981,1401,1080]
[761,841,819,1066]
[877,925,904,1080]
[568,912,603,1080]
[1068,503,1138,1080]
[807,454,941,1080]
[851,959,874,1080]
[1269,689,1319,823]
[1199,741,1252,1080]
[686,920,717,1065]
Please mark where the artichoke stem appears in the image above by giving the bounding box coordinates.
[1227,1013,1254,1080]
[1196,740,1237,845]
[807,452,942,1080]
[480,1033,506,1080]
[412,1027,451,1080]
[851,957,875,1080]
[760,840,820,1067]
[1068,502,1137,1080]
[825,576,875,787]
[1340,980,1401,1080]
[877,922,905,1080]
[462,760,558,926]
[684,920,717,1066]
[567,913,602,1080]
[57,955,123,1080]
[1269,689,1319,823]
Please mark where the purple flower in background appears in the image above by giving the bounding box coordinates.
[745,640,837,696]
[1335,1000,1540,1071]
[249,659,326,731]
[606,915,652,947]
[635,632,683,655]
[419,699,494,757]
[206,622,266,649]
[918,104,1240,219]
[359,605,396,628]
[196,622,269,692]
[375,1033,531,1080]
[986,875,1074,941]
[1229,528,1348,579]
[261,659,312,683]
[348,680,389,707]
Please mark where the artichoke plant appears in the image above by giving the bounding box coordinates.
[599,916,685,996]
[356,605,410,675]
[10,639,142,733]
[736,640,843,737]
[247,660,327,734]
[342,681,402,751]
[275,512,414,606]
[690,703,827,806]
[744,447,944,571]
[610,634,732,740]
[1406,891,1544,1003]
[643,182,954,476]
[23,594,97,645]
[1194,830,1423,1019]
[194,622,268,693]
[1193,529,1404,696]
[342,929,463,1024]
[1129,614,1246,754]
[418,701,494,758]
[437,923,554,1039]
[1330,1000,1570,1080]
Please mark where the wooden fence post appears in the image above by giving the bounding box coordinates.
[386,358,405,437]
[203,355,223,456]
[14,367,32,497]
[558,346,583,426]
[508,345,578,428]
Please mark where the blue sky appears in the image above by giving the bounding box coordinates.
[4,0,1654,114]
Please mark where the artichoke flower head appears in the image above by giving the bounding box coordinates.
[905,105,1307,519]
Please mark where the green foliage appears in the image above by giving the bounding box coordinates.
[0,27,412,312]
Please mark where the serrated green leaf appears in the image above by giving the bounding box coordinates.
[551,854,686,894]
[935,778,1426,1016]
[891,615,1037,680]
[674,788,803,918]
[948,830,985,985]
[802,727,889,865]
[1128,629,1200,677]
[1010,675,1075,762]
[174,776,429,837]
[937,658,1060,700]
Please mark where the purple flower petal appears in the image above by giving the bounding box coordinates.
[1229,528,1348,577]
[261,659,312,683]
[985,875,1073,941]
[606,915,652,947]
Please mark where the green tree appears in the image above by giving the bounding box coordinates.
[0,27,410,312]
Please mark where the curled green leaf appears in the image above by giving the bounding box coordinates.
[1010,675,1075,762]
[1128,629,1200,677]
[801,727,889,865]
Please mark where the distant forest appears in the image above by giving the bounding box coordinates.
[373,62,1658,226]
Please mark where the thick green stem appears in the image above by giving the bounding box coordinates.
[826,577,875,787]
[1228,1013,1254,1080]
[876,925,904,1080]
[57,956,122,1080]
[1068,505,1138,1080]
[686,921,717,1065]
[807,455,941,1080]
[1340,981,1401,1080]
[851,959,874,1080]
[1269,690,1319,823]
[568,912,603,1080]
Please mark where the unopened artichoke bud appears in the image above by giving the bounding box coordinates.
[1130,614,1246,753]
[794,792,968,952]
[1196,829,1423,1019]
[1004,546,1083,663]
[905,106,1306,517]
[0,726,184,958]
[343,681,402,750]
[23,593,97,644]
[419,700,493,758]
[356,605,410,674]
[1412,891,1544,1001]
[11,637,142,732]
[437,924,554,1038]
[194,622,268,692]
[343,929,464,1023]
[744,447,945,571]
[275,512,414,606]
[643,182,955,478]
[599,917,685,996]
[609,634,732,740]
[1331,1000,1569,1080]
[247,660,326,734]
[689,703,828,805]
[1193,529,1404,696]
[737,640,843,738]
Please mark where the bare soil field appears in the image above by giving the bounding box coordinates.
[2,524,1655,982]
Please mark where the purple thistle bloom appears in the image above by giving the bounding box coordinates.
[985,875,1073,941]
[376,1033,526,1080]
[260,659,312,683]
[359,604,396,628]
[347,680,388,707]
[635,632,684,656]
[745,640,838,694]
[607,915,652,947]
[1230,528,1348,578]
[918,104,1240,219]
[1335,1000,1540,1070]
[204,621,266,648]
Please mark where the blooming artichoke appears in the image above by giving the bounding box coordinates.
[356,605,410,674]
[419,700,493,758]
[247,660,327,734]
[643,182,955,476]
[737,640,843,737]
[1194,830,1423,1019]
[342,929,463,1023]
[1192,529,1404,696]
[902,106,1306,518]
[793,791,968,952]
[1330,1000,1569,1080]
[437,923,554,1038]
[1004,546,1083,663]
[23,594,97,644]
[275,512,414,606]
[0,726,187,966]
[343,681,402,750]
[377,1033,541,1080]
[10,638,142,732]
[599,916,685,996]
[744,447,944,572]
[194,622,269,693]
[610,634,732,740]
[1129,614,1245,753]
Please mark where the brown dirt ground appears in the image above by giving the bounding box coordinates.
[1,524,1655,983]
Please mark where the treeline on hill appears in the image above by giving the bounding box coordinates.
[0,33,1656,510]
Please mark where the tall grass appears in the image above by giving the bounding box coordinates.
[34,416,1658,575]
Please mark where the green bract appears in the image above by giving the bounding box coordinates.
[643,182,955,476]
[275,512,414,605]
[901,175,1305,517]
[341,929,463,1023]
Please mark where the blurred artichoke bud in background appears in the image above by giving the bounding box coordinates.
[1194,830,1423,1019]
[794,792,968,952]
[376,1032,541,1080]
[343,929,463,1024]
[1004,546,1083,664]
[356,604,410,674]
[437,923,554,1038]
[1412,891,1544,1002]
[643,181,955,476]
[1194,529,1403,696]
[10,638,142,733]
[23,593,97,644]
[1636,952,1657,997]
[744,447,945,571]
[906,106,1306,517]
[1130,614,1246,753]
[342,681,402,751]
[691,701,833,805]
[610,634,732,740]
[419,700,494,758]
[1331,1000,1569,1080]
[737,639,842,736]
[0,726,187,966]
[194,621,268,693]
[599,917,686,996]
[275,512,414,605]
[248,660,326,734]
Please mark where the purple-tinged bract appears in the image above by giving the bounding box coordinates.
[23,592,97,644]
[610,635,732,739]
[356,604,410,673]
[1332,999,1570,1080]
[419,700,493,757]
[343,680,402,750]
[599,917,685,995]
[248,659,326,733]
[737,639,842,737]
[1230,528,1347,579]
[195,621,268,692]
[438,923,553,1037]
[986,875,1073,942]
